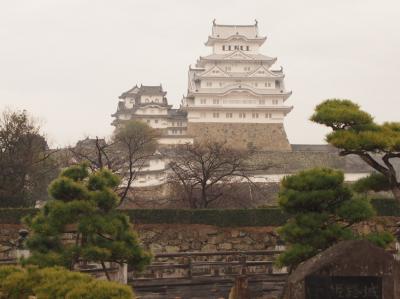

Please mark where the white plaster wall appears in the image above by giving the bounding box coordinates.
[193,95,283,107]
[187,110,284,123]
[140,95,163,104]
[213,41,260,54]
[136,106,169,115]
[157,137,194,145]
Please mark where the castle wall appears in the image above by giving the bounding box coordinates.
[187,122,291,151]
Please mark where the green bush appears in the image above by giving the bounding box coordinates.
[125,208,290,227]
[370,198,400,216]
[0,199,399,227]
[0,266,134,299]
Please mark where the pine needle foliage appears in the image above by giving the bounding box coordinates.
[277,168,394,269]
[23,164,151,274]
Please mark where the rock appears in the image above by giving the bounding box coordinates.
[219,242,233,250]
[149,243,163,253]
[165,245,180,253]
[202,244,217,251]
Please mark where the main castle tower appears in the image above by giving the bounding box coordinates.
[183,20,293,151]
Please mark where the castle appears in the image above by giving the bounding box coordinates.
[111,21,371,189]
[112,20,292,151]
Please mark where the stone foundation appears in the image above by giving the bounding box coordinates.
[187,122,291,151]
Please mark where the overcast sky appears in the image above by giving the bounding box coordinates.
[1,0,399,147]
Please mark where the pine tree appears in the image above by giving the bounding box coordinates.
[24,164,151,280]
[277,168,393,270]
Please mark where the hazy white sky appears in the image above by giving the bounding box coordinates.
[1,0,399,147]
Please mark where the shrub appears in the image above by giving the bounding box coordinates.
[0,266,134,299]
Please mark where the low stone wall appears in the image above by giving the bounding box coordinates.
[135,224,280,253]
[2,217,399,255]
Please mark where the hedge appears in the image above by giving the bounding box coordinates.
[126,208,289,227]
[370,198,400,216]
[0,198,399,227]
[0,207,289,227]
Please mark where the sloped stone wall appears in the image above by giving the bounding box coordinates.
[187,123,292,151]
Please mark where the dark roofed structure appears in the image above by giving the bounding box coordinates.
[283,240,400,299]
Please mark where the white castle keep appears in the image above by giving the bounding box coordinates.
[183,20,292,150]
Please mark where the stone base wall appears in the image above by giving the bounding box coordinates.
[2,217,398,255]
[187,122,292,151]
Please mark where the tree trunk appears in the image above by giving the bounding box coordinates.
[392,186,400,202]
[101,260,111,281]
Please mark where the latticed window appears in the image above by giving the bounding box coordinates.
[213,99,220,104]
[226,112,233,118]
[265,113,272,118]
[239,113,246,118]
[200,98,207,104]
[252,113,259,118]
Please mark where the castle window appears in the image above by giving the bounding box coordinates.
[252,112,259,118]
[222,45,225,51]
[206,82,212,87]
[259,99,265,105]
[154,119,158,123]
[244,66,250,71]
[213,112,219,118]
[265,82,272,87]
[265,113,272,118]
[254,82,258,87]
[213,99,220,104]
[273,99,279,105]
[146,119,150,123]
[240,45,243,50]
[228,45,231,51]
[177,121,182,126]
[234,45,239,50]
[200,98,207,104]
[226,112,233,118]
[239,113,246,118]
[246,45,249,51]
[275,80,281,88]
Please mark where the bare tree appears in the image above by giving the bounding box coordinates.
[69,121,158,205]
[0,109,59,207]
[168,141,265,208]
